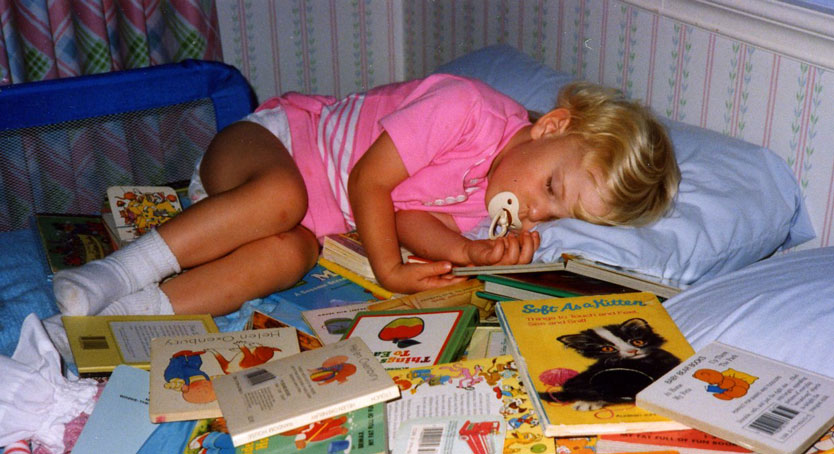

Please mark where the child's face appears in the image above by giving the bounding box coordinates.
[486,133,609,231]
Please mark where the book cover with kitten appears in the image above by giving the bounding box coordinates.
[495,292,694,437]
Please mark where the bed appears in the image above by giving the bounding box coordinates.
[0,45,831,453]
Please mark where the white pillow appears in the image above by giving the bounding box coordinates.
[439,45,815,285]
[663,246,834,378]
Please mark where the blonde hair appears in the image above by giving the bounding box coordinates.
[556,81,680,226]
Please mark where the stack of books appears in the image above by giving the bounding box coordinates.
[64,234,834,454]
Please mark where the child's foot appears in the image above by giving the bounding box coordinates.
[97,284,175,316]
[52,229,180,315]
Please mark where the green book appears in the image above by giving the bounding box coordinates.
[478,270,636,300]
[343,305,478,370]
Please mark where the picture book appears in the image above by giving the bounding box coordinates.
[32,213,115,276]
[183,403,387,454]
[636,341,834,454]
[212,337,400,446]
[63,314,218,377]
[317,257,396,299]
[104,185,183,246]
[391,415,506,454]
[70,365,156,454]
[386,355,556,454]
[495,292,694,437]
[249,310,324,351]
[596,428,753,454]
[451,261,566,276]
[342,305,478,370]
[562,254,682,299]
[301,301,374,345]
[479,269,638,300]
[149,327,300,423]
[269,262,381,312]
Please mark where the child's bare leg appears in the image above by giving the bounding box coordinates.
[56,121,312,315]
[161,225,319,315]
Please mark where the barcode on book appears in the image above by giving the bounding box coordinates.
[406,424,445,454]
[79,336,108,350]
[244,368,276,386]
[747,404,800,436]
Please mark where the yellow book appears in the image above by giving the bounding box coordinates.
[495,292,694,437]
[63,314,218,377]
[317,257,396,299]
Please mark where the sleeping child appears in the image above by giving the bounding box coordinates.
[51,75,680,317]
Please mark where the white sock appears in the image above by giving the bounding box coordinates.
[52,229,180,315]
[97,284,175,316]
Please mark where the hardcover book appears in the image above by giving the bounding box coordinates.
[212,337,400,446]
[33,213,115,276]
[62,314,218,377]
[104,185,183,246]
[495,292,694,437]
[342,305,478,370]
[183,403,388,454]
[70,365,157,454]
[149,327,300,423]
[562,254,682,299]
[478,269,637,300]
[386,355,555,454]
[451,261,566,276]
[636,341,834,454]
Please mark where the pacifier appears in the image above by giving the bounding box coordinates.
[487,191,522,239]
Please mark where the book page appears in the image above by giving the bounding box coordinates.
[110,320,209,363]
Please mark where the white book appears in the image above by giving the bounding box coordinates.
[212,337,401,447]
[637,342,834,454]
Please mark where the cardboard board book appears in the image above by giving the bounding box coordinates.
[637,342,834,454]
[63,314,218,377]
[386,355,555,454]
[495,292,694,437]
[105,185,182,246]
[33,213,115,277]
[249,310,324,351]
[343,305,478,370]
[149,327,300,423]
[212,337,400,446]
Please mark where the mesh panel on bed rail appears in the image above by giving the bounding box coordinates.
[0,98,216,232]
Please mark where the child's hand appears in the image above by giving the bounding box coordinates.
[376,261,469,294]
[465,230,540,266]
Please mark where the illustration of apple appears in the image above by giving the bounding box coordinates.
[378,317,424,348]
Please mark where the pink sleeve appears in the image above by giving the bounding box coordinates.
[379,75,528,176]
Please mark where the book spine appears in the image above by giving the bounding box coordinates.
[230,385,400,446]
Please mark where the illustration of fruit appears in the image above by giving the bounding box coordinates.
[378,317,424,348]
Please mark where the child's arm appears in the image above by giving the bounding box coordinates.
[348,133,469,293]
[395,210,540,266]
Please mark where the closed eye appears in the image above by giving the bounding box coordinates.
[546,177,554,195]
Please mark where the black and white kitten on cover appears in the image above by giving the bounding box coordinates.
[541,317,681,411]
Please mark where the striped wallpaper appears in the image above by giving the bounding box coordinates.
[217,0,834,249]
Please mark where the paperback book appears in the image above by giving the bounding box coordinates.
[183,403,388,454]
[636,341,834,454]
[302,301,374,345]
[321,231,418,283]
[342,305,478,370]
[386,355,555,454]
[269,262,380,312]
[495,292,694,437]
[149,327,300,423]
[32,213,115,277]
[212,337,400,446]
[595,428,753,454]
[70,365,156,454]
[451,261,566,276]
[63,314,218,377]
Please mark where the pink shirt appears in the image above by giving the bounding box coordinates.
[259,74,530,238]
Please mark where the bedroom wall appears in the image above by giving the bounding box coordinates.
[216,0,834,249]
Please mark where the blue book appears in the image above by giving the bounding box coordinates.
[71,365,157,454]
